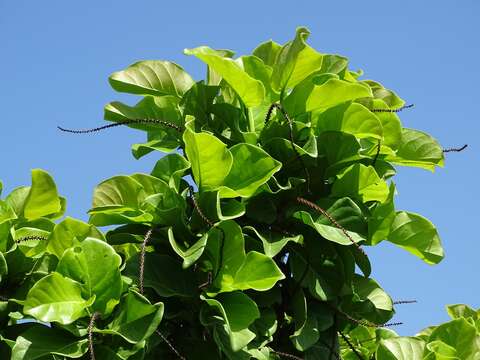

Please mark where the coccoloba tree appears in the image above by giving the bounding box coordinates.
[0,27,476,359]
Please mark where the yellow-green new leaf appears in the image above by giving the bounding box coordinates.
[109,60,194,97]
[185,46,265,107]
[24,272,94,325]
[24,169,62,220]
[183,128,233,190]
[388,211,444,264]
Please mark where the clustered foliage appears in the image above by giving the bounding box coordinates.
[0,27,477,359]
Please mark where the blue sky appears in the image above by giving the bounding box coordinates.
[1,0,478,336]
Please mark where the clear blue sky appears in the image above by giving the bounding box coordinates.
[1,0,478,336]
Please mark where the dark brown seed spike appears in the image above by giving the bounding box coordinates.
[88,312,100,360]
[443,144,468,153]
[189,186,215,227]
[155,329,186,360]
[58,118,183,134]
[370,104,414,113]
[339,331,364,360]
[393,300,417,305]
[271,350,304,360]
[296,197,367,257]
[15,235,47,244]
[139,228,153,295]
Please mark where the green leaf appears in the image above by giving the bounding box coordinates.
[388,211,444,264]
[207,221,284,293]
[92,175,144,210]
[99,290,164,344]
[368,182,396,245]
[47,217,104,259]
[89,175,152,226]
[426,340,459,359]
[109,60,194,97]
[271,27,311,92]
[293,210,364,246]
[350,275,394,324]
[0,252,7,284]
[315,102,383,140]
[446,304,478,320]
[184,47,265,107]
[252,40,282,67]
[202,292,259,351]
[150,153,190,191]
[427,318,480,359]
[183,127,233,191]
[332,163,389,203]
[124,253,196,297]
[168,227,208,269]
[376,337,425,360]
[24,272,93,324]
[306,79,372,112]
[56,237,122,315]
[23,169,62,220]
[243,226,303,258]
[220,143,282,198]
[387,128,445,171]
[11,324,88,360]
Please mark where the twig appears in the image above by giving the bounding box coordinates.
[339,331,364,360]
[443,144,468,153]
[139,228,153,295]
[296,197,367,257]
[57,118,183,134]
[88,312,100,360]
[370,104,414,113]
[155,329,186,360]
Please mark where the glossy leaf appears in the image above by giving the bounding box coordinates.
[47,217,104,259]
[315,102,383,139]
[332,163,389,203]
[20,169,62,220]
[185,47,265,107]
[109,60,194,97]
[202,292,259,351]
[99,290,164,344]
[388,211,444,264]
[56,237,123,315]
[184,126,233,190]
[24,272,93,324]
[376,337,425,360]
[11,325,88,360]
[387,128,445,171]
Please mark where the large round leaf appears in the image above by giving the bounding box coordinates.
[56,237,123,315]
[24,272,93,324]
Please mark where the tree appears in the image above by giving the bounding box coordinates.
[0,27,476,359]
